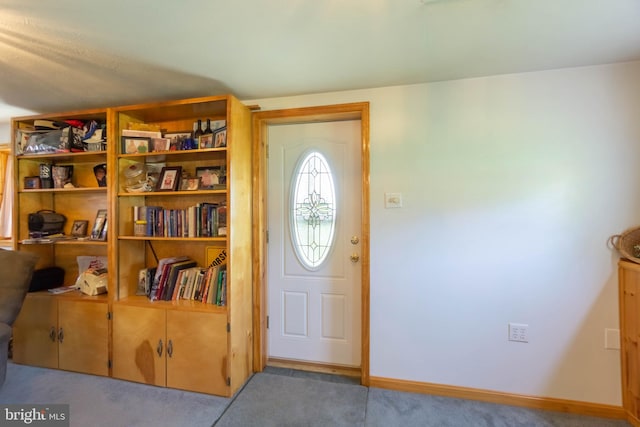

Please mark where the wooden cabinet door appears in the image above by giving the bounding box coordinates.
[58,300,109,376]
[112,304,166,387]
[166,310,229,396]
[12,294,58,369]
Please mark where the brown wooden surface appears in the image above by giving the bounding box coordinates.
[619,260,640,424]
[12,294,58,368]
[166,310,229,396]
[12,293,110,374]
[57,299,109,376]
[227,95,254,395]
[111,304,166,387]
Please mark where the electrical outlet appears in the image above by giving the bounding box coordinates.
[508,323,529,343]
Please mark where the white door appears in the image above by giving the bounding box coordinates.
[267,120,362,367]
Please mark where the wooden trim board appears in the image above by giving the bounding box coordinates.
[370,376,627,420]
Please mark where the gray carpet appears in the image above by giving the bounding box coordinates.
[0,362,632,427]
[0,362,228,427]
[215,371,367,427]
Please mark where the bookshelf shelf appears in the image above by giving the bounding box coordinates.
[19,187,107,194]
[117,189,227,197]
[118,236,226,242]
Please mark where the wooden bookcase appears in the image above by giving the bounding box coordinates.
[11,95,254,397]
[619,259,640,426]
[108,95,253,396]
[11,108,110,376]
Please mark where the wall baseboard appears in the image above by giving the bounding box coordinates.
[369,376,626,420]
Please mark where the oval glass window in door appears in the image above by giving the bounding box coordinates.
[290,150,337,270]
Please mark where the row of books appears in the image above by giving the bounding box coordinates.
[144,256,227,305]
[133,203,226,238]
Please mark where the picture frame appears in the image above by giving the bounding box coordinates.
[156,166,182,191]
[163,132,191,151]
[151,137,171,152]
[90,209,107,241]
[71,220,89,237]
[199,133,214,149]
[121,136,150,154]
[195,166,223,190]
[213,127,227,148]
[179,174,200,191]
[186,178,200,191]
[23,176,41,190]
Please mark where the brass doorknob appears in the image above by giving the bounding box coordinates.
[350,253,360,263]
[351,236,359,245]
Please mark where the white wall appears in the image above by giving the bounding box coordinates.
[0,123,10,144]
[247,60,640,405]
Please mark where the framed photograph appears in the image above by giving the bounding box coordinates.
[121,136,150,154]
[151,137,171,152]
[196,166,223,190]
[90,209,107,241]
[71,220,89,237]
[164,132,191,151]
[156,166,182,191]
[214,127,227,148]
[199,133,214,149]
[23,176,41,189]
[186,178,200,191]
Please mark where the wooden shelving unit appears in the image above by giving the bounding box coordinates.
[11,108,110,376]
[11,95,254,397]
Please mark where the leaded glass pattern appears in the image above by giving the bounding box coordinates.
[290,151,336,270]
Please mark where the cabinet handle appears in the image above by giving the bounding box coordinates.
[49,327,56,342]
[156,339,163,357]
[57,328,64,343]
[167,339,173,358]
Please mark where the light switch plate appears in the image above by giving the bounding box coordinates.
[384,192,402,208]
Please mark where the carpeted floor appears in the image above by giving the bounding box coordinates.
[0,362,632,427]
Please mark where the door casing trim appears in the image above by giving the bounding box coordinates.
[252,102,370,385]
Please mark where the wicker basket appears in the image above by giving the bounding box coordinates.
[610,226,640,264]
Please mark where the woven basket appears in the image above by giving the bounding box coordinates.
[610,226,640,264]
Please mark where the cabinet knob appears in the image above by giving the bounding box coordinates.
[167,339,173,358]
[157,339,163,357]
[57,327,64,343]
[49,327,56,342]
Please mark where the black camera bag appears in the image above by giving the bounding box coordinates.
[28,210,66,235]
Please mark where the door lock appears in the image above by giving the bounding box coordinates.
[350,253,360,263]
[351,236,359,245]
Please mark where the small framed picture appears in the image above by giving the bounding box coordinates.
[164,132,191,150]
[23,176,41,189]
[156,166,182,191]
[90,209,107,241]
[71,220,89,237]
[196,166,223,190]
[180,177,200,191]
[121,137,150,154]
[199,133,214,149]
[214,127,227,148]
[151,137,171,152]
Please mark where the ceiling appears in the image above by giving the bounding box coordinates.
[0,0,639,123]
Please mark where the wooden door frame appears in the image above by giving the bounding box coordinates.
[252,102,370,385]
